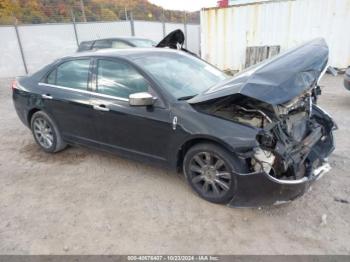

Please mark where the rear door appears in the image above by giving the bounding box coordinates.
[38,58,96,143]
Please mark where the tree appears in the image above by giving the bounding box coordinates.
[0,0,199,24]
[100,8,118,21]
[0,0,19,24]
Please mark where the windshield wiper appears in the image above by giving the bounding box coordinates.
[177,95,196,101]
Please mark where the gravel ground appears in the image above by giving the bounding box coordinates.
[0,75,349,255]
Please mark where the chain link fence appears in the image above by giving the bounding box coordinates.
[0,4,200,78]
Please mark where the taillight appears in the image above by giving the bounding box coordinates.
[11,79,17,90]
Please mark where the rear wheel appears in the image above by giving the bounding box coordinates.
[30,111,66,153]
[183,143,246,204]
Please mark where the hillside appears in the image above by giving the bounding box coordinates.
[0,0,200,25]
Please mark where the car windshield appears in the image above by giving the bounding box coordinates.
[132,53,228,99]
[128,39,156,47]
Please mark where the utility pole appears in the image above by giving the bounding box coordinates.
[124,7,128,20]
[70,9,79,47]
[80,0,87,22]
[161,9,166,37]
[13,16,28,74]
[184,11,188,48]
[129,11,135,36]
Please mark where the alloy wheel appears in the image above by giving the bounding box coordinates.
[188,152,232,198]
[33,117,54,149]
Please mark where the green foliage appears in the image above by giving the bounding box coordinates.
[0,0,199,25]
[0,0,19,24]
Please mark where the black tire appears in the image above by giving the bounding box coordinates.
[183,143,247,204]
[30,111,67,153]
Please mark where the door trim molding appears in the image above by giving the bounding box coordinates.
[38,82,129,102]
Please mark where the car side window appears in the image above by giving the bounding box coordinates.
[111,40,132,49]
[46,69,56,84]
[49,59,90,90]
[93,40,111,49]
[97,59,150,99]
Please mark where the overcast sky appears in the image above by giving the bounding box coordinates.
[148,0,218,11]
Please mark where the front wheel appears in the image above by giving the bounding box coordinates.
[30,111,67,153]
[183,143,246,204]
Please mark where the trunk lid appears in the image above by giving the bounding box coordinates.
[156,29,185,49]
[189,38,329,105]
[156,29,198,57]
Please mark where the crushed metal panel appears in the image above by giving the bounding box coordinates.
[189,38,328,105]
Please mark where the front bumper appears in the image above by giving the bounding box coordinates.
[228,105,336,208]
[228,162,331,207]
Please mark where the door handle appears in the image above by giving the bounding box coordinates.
[41,94,53,99]
[93,104,110,112]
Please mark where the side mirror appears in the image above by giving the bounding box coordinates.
[129,92,156,106]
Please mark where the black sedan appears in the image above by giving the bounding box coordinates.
[12,39,336,207]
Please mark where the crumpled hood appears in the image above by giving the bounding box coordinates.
[189,38,329,105]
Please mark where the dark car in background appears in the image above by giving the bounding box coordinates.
[77,37,157,52]
[344,67,350,90]
[12,39,336,207]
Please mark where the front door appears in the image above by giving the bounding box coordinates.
[90,58,172,161]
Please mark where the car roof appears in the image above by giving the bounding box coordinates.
[63,48,185,60]
[81,37,154,43]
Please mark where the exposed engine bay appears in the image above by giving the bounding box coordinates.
[194,88,335,181]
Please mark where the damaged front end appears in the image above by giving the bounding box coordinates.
[194,91,335,207]
[189,38,336,207]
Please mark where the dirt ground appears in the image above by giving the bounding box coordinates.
[0,75,349,255]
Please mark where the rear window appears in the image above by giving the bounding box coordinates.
[93,40,111,49]
[111,40,132,49]
[128,39,156,48]
[46,59,91,90]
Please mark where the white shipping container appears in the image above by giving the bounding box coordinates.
[201,0,350,71]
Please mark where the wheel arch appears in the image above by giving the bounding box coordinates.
[27,108,59,130]
[176,136,238,172]
[27,108,41,126]
[27,109,67,153]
